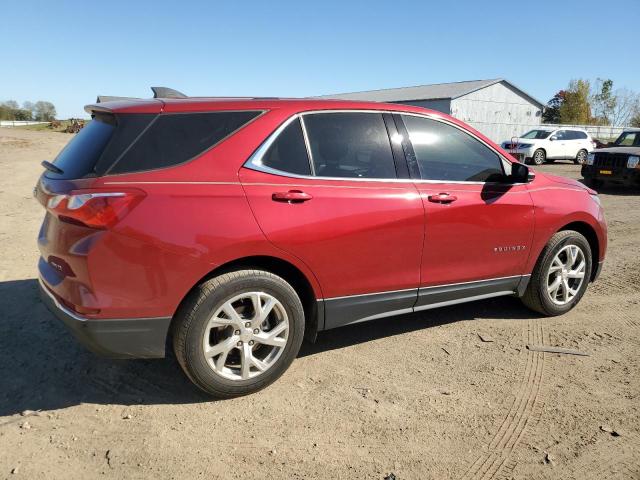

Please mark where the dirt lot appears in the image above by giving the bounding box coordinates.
[0,128,638,479]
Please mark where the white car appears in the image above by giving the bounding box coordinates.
[502,128,596,165]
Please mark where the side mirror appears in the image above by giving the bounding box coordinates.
[509,162,535,183]
[549,136,557,141]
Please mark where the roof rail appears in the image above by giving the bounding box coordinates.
[96,95,141,103]
[151,87,187,99]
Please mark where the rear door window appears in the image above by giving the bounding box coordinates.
[47,113,116,179]
[303,112,397,179]
[108,111,262,174]
[258,118,311,175]
[400,115,504,182]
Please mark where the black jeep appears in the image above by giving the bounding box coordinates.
[582,129,640,188]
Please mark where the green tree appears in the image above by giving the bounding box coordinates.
[591,78,616,125]
[13,109,32,121]
[542,90,565,123]
[34,101,57,121]
[559,79,591,124]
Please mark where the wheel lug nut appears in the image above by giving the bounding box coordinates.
[237,341,243,347]
[253,328,259,334]
[245,322,251,328]
[234,330,240,335]
[248,340,254,346]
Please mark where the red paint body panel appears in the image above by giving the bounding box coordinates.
[524,172,607,271]
[415,182,534,286]
[240,168,424,298]
[37,98,607,323]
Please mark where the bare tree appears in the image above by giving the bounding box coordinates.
[609,88,640,126]
[2,100,19,110]
[34,101,57,121]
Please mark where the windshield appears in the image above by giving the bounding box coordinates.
[614,131,640,147]
[520,130,552,139]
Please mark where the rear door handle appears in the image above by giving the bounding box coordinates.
[272,190,313,203]
[428,192,457,204]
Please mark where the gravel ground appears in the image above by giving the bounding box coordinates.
[0,128,638,479]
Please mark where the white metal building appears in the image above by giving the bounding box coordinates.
[318,79,545,143]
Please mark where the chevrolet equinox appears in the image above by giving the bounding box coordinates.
[36,88,607,398]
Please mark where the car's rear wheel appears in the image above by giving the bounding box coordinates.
[575,149,588,164]
[532,149,546,165]
[173,270,305,398]
[521,230,592,316]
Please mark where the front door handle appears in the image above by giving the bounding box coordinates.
[428,192,457,204]
[272,190,313,203]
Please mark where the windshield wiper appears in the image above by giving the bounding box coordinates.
[41,160,64,175]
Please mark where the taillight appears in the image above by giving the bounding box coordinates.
[45,190,145,229]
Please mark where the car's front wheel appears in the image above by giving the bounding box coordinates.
[173,270,305,398]
[575,149,588,164]
[521,230,592,316]
[532,149,546,165]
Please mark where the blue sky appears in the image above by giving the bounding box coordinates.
[2,0,639,118]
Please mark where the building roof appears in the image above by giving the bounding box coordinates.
[316,78,545,109]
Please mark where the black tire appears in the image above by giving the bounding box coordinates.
[172,270,305,398]
[521,230,592,316]
[575,149,588,165]
[532,149,546,165]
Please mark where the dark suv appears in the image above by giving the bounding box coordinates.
[582,128,640,187]
[36,88,607,398]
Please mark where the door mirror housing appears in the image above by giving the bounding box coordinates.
[549,136,557,141]
[509,162,535,183]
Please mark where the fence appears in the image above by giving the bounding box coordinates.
[0,120,50,127]
[466,120,627,143]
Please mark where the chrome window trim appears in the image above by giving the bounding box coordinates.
[298,116,316,176]
[243,109,518,186]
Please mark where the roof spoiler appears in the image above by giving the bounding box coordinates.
[96,87,187,103]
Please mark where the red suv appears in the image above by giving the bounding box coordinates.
[36,88,607,398]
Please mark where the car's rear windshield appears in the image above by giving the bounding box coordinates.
[46,110,262,179]
[520,130,552,139]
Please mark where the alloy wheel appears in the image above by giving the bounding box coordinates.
[533,150,545,165]
[546,244,586,305]
[202,292,289,380]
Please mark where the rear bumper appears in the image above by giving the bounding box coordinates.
[39,278,171,359]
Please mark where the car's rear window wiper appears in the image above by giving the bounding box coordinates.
[41,161,64,175]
